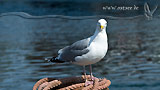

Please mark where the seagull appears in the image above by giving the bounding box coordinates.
[144,2,158,20]
[48,19,108,83]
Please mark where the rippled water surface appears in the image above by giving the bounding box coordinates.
[0,13,160,90]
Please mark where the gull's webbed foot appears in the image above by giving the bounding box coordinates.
[84,76,98,86]
[85,80,94,86]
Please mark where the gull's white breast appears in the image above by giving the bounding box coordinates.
[73,32,108,66]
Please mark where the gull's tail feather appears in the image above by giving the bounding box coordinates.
[45,57,65,63]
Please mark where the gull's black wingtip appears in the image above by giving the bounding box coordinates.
[46,56,65,63]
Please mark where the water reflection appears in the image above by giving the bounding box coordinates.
[0,14,160,90]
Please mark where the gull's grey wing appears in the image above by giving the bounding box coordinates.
[58,38,90,62]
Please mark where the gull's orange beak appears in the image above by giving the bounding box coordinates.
[100,25,104,30]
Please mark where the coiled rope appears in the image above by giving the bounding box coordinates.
[33,75,111,90]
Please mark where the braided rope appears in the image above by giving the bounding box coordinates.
[33,78,55,90]
[33,75,111,90]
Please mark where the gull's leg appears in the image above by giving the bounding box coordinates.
[89,64,93,80]
[89,64,96,81]
[83,65,93,86]
[83,66,87,81]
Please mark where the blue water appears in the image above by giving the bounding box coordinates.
[0,13,160,90]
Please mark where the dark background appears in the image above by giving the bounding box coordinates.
[0,0,160,17]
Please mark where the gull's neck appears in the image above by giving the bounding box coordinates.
[89,27,106,45]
